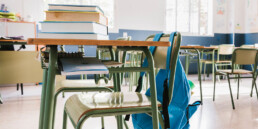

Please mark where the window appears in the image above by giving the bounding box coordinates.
[166,0,213,35]
[43,0,114,27]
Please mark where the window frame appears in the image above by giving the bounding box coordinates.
[165,0,213,36]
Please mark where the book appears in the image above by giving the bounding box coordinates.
[37,32,109,40]
[45,11,108,26]
[48,4,104,14]
[40,21,108,35]
[59,57,109,75]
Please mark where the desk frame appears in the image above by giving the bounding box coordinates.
[28,39,170,129]
[180,46,203,104]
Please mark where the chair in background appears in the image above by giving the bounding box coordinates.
[240,44,254,48]
[202,44,235,80]
[213,48,258,109]
[62,33,182,129]
[0,93,2,104]
[254,43,258,48]
[51,75,114,129]
[180,47,200,76]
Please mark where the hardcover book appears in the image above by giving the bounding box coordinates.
[59,57,109,75]
[38,32,109,40]
[45,11,108,26]
[40,21,108,35]
[48,4,104,14]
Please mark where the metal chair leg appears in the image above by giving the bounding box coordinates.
[0,93,3,104]
[254,82,258,100]
[250,73,257,97]
[213,74,217,101]
[203,63,206,80]
[251,73,258,99]
[196,49,203,104]
[101,117,105,129]
[237,74,240,100]
[21,83,23,95]
[158,111,165,129]
[185,55,189,77]
[62,110,67,129]
[17,83,19,91]
[227,74,235,109]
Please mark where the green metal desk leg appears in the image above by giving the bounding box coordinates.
[112,73,121,129]
[38,68,48,129]
[185,54,189,77]
[212,49,216,82]
[116,72,123,129]
[143,48,159,129]
[43,46,58,129]
[194,49,203,104]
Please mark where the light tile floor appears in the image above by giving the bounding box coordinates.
[0,75,257,129]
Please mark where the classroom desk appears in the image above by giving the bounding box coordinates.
[202,46,219,82]
[180,46,218,83]
[180,46,204,104]
[0,39,27,104]
[27,38,170,129]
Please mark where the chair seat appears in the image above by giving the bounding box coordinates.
[55,76,113,93]
[65,92,162,125]
[102,61,123,67]
[202,60,231,64]
[216,69,253,74]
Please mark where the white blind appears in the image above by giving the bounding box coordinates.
[166,0,212,35]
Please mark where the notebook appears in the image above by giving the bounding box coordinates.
[59,57,108,75]
[48,4,104,14]
[40,21,108,35]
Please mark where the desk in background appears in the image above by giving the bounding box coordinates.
[0,40,43,103]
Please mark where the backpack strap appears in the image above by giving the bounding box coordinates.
[135,33,164,93]
[186,101,202,124]
[125,33,164,121]
[162,32,176,128]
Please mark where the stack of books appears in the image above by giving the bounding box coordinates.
[38,4,109,40]
[0,12,16,21]
[38,4,110,75]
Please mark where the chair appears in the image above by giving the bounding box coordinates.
[254,43,258,48]
[39,48,122,129]
[0,93,2,104]
[213,48,258,109]
[240,44,254,48]
[202,44,234,80]
[51,75,114,129]
[62,32,182,129]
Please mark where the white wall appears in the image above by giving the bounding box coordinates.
[1,0,44,22]
[213,0,258,33]
[112,0,166,32]
[1,0,258,34]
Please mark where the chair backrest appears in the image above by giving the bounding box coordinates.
[218,44,235,55]
[254,43,258,48]
[116,36,132,41]
[232,48,258,65]
[240,45,254,48]
[145,32,182,103]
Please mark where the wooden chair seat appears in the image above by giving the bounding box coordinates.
[102,60,123,67]
[65,92,162,125]
[201,60,231,64]
[216,69,253,75]
[55,79,114,94]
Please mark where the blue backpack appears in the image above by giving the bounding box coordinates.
[131,32,201,129]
